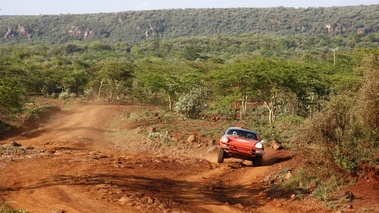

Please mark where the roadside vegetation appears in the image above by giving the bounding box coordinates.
[277,53,379,203]
[0,201,27,213]
[1,5,379,208]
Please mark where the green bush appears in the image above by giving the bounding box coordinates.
[175,87,207,118]
[295,93,378,172]
[357,52,379,145]
[0,77,28,115]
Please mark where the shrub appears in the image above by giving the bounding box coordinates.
[295,95,366,172]
[0,77,28,116]
[356,52,379,145]
[175,87,207,118]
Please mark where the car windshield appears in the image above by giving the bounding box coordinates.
[226,129,258,140]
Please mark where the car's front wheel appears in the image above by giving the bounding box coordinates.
[217,148,225,163]
[252,155,263,166]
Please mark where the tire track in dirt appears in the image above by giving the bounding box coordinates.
[0,102,332,213]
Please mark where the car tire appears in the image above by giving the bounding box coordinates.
[217,148,225,163]
[252,156,263,166]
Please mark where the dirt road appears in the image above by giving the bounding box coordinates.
[0,102,332,212]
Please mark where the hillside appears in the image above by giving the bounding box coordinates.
[1,5,379,44]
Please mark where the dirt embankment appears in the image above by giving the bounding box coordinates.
[0,101,376,213]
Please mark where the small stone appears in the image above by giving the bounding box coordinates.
[187,134,197,143]
[263,175,272,182]
[11,141,22,147]
[344,190,355,201]
[270,139,283,150]
[118,196,130,204]
[147,196,154,204]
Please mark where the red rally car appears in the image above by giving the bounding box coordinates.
[217,127,265,166]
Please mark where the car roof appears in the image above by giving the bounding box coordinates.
[226,127,259,134]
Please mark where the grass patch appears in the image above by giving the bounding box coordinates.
[0,201,28,213]
[312,175,344,201]
[270,165,353,204]
[280,167,317,190]
[0,143,26,155]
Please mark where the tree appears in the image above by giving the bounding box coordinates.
[210,58,295,123]
[135,58,201,110]
[0,77,28,116]
[208,60,255,119]
[90,61,134,101]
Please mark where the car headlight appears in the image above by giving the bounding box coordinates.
[255,142,263,149]
[220,136,229,143]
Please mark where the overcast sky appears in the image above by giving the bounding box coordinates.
[1,0,378,15]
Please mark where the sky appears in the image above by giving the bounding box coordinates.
[1,0,378,15]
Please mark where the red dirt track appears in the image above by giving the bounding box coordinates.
[0,102,377,212]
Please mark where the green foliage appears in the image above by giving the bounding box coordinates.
[0,77,28,115]
[357,51,379,142]
[297,95,365,171]
[312,175,344,201]
[292,52,379,198]
[281,167,317,190]
[208,95,238,117]
[89,60,135,101]
[175,87,208,118]
[209,57,331,123]
[135,57,204,109]
[333,150,357,170]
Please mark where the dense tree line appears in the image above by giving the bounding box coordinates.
[0,5,379,44]
[0,38,370,119]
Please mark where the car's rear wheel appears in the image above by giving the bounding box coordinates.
[217,148,225,163]
[252,156,263,166]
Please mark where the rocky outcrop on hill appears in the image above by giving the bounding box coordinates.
[3,27,13,40]
[4,24,31,40]
[66,26,81,37]
[325,23,346,34]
